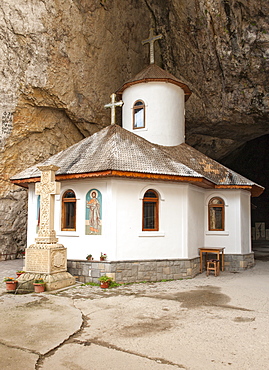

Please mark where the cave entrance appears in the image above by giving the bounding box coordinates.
[220,134,269,253]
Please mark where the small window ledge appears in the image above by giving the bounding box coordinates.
[57,232,79,237]
[133,128,148,132]
[138,231,165,237]
[206,231,229,236]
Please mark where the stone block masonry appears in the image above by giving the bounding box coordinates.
[67,253,255,284]
[68,258,201,284]
[224,253,255,272]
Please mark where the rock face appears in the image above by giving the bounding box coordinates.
[0,0,151,258]
[0,0,268,257]
[145,0,269,158]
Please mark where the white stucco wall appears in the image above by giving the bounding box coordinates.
[204,190,251,254]
[27,178,192,260]
[27,183,38,246]
[187,186,205,258]
[122,81,185,146]
[114,180,190,260]
[240,190,252,254]
[26,179,252,261]
[54,179,117,261]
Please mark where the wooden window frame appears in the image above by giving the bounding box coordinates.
[61,190,76,231]
[208,197,225,231]
[142,189,159,231]
[133,100,145,129]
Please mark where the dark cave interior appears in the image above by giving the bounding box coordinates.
[220,135,269,237]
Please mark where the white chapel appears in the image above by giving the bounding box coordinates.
[11,31,264,282]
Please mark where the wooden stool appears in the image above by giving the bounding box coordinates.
[206,259,220,276]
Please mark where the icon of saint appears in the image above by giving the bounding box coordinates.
[87,191,101,234]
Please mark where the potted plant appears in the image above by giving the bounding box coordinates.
[16,270,25,278]
[86,254,93,261]
[4,277,18,291]
[98,275,112,289]
[100,252,107,261]
[33,279,46,293]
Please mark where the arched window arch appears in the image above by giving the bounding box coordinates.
[62,189,76,231]
[208,197,225,231]
[133,100,145,129]
[143,189,159,231]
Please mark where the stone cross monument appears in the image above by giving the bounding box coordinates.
[142,28,163,64]
[104,93,123,125]
[21,165,75,291]
[35,165,60,244]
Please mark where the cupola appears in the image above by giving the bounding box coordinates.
[116,29,192,147]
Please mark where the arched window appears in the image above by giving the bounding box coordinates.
[208,197,224,231]
[143,189,159,231]
[62,190,76,231]
[133,100,145,129]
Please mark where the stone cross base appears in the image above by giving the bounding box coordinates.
[19,243,76,292]
[25,244,68,274]
[17,271,76,293]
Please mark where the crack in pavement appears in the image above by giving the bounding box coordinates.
[33,296,186,369]
[35,308,87,369]
[74,338,187,369]
[0,340,40,356]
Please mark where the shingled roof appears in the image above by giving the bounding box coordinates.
[11,125,263,196]
[116,64,192,101]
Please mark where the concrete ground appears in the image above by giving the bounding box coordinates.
[0,253,269,370]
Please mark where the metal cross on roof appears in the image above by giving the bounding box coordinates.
[142,28,163,64]
[104,93,123,125]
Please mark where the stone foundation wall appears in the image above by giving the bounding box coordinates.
[68,258,200,284]
[68,253,255,283]
[224,253,255,272]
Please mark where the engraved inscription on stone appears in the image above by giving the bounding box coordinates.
[1,111,13,135]
[0,108,13,147]
[53,251,65,268]
[50,249,67,273]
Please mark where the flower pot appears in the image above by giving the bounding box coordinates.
[100,281,110,289]
[33,283,45,293]
[6,281,18,291]
[16,272,24,278]
[87,257,93,261]
[100,257,106,261]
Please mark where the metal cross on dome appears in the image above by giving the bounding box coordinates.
[142,28,163,64]
[104,93,123,125]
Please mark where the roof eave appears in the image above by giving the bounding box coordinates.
[11,171,263,196]
[215,184,264,197]
[116,78,192,101]
[11,170,211,188]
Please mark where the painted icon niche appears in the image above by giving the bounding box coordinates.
[85,189,102,235]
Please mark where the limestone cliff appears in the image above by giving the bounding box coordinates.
[0,0,268,257]
[145,0,269,158]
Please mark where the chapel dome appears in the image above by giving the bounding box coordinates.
[116,63,192,101]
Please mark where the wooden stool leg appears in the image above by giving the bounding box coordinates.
[216,260,220,276]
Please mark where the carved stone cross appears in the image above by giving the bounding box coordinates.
[142,28,163,64]
[104,93,123,125]
[35,165,61,244]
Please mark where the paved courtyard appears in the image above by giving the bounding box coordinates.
[0,254,268,370]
